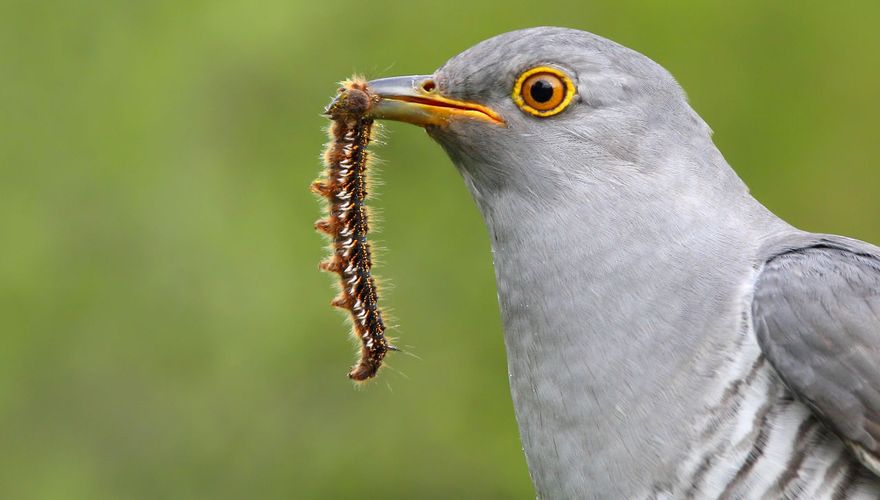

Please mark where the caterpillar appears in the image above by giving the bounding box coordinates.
[312,79,395,381]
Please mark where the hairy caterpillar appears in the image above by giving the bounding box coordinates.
[312,79,395,381]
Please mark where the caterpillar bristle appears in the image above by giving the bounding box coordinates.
[319,257,341,273]
[310,180,331,197]
[348,357,380,382]
[314,218,334,235]
[331,293,350,309]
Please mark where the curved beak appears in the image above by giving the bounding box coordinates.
[365,75,504,127]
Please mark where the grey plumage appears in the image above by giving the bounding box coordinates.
[754,235,880,476]
[364,27,880,498]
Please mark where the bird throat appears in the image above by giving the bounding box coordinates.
[460,166,777,496]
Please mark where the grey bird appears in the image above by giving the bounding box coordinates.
[360,27,880,498]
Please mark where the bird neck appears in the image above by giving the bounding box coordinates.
[458,144,789,496]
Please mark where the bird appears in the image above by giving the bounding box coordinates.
[359,27,880,498]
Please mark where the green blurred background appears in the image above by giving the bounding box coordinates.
[1,1,879,498]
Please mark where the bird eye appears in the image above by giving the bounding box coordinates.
[513,67,575,117]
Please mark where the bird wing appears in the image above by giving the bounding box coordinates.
[752,235,880,476]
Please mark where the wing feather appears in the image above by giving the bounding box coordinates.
[753,238,880,475]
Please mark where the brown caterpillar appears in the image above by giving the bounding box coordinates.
[312,79,395,381]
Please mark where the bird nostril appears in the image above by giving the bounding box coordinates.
[421,79,436,93]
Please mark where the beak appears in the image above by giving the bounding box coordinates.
[364,75,504,127]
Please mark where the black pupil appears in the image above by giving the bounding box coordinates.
[529,79,555,103]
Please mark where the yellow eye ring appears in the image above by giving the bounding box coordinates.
[512,66,576,117]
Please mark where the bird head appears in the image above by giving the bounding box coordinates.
[366,27,727,205]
